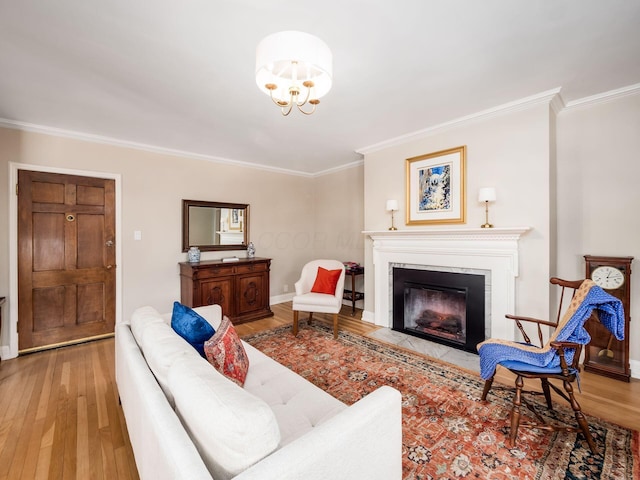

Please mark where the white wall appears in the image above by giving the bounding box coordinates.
[8,130,309,308]
[2,89,638,373]
[363,101,554,326]
[0,126,365,356]
[253,164,365,300]
[313,166,365,308]
[556,92,640,370]
[361,89,640,376]
[312,166,364,263]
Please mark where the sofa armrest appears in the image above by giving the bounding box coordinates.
[193,304,223,330]
[115,324,212,480]
[234,385,402,480]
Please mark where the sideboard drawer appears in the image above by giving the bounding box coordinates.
[192,265,235,279]
[236,262,267,274]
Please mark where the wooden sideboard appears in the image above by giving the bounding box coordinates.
[179,258,273,324]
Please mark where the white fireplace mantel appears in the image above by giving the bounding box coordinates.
[364,227,531,342]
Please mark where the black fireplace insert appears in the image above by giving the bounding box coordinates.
[392,268,485,353]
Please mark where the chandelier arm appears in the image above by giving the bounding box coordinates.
[270,96,285,107]
[280,90,295,116]
[268,88,287,108]
[296,84,312,107]
[296,103,317,115]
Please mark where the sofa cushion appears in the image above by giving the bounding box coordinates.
[204,316,249,386]
[130,306,202,405]
[242,342,347,446]
[311,266,342,295]
[171,302,215,357]
[131,306,166,345]
[138,321,195,405]
[169,355,281,480]
[293,292,342,308]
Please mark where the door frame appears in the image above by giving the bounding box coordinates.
[5,162,122,360]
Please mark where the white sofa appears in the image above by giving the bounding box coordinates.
[115,304,403,480]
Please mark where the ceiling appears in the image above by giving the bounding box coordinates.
[1,0,639,175]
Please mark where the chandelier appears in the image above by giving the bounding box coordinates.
[255,31,332,116]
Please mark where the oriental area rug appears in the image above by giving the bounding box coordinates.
[243,323,639,480]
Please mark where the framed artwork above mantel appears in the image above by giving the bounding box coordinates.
[405,145,466,226]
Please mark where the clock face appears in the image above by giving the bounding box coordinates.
[591,266,625,290]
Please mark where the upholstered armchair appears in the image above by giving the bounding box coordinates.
[292,259,346,339]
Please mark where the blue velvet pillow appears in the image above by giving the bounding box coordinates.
[171,302,215,357]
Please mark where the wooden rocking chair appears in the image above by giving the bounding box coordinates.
[479,278,607,454]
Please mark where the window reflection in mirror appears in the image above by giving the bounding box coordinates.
[182,200,249,252]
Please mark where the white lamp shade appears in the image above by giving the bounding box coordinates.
[478,187,496,202]
[386,199,398,211]
[256,31,333,102]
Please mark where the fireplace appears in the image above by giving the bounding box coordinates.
[366,228,530,343]
[392,267,485,353]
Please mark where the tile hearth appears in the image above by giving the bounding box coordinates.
[367,327,480,373]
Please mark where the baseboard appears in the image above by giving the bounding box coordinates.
[629,359,639,380]
[361,310,376,324]
[0,345,12,361]
[270,293,295,305]
[342,299,364,309]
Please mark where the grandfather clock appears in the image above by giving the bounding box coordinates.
[583,255,633,382]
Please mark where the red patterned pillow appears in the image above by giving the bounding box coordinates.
[310,266,342,295]
[203,316,249,386]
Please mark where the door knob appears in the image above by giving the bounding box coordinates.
[105,240,114,247]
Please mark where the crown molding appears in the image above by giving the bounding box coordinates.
[314,158,364,176]
[2,82,637,177]
[355,88,563,155]
[354,82,640,155]
[0,117,318,178]
[563,83,640,111]
[549,91,566,116]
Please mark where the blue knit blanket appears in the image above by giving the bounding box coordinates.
[478,281,624,380]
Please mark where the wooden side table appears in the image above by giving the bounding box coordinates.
[343,267,364,315]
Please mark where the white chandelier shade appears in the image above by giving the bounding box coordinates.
[255,31,332,115]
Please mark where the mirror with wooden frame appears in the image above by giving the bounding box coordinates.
[182,199,249,252]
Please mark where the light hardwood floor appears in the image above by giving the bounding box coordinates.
[1,302,638,479]
[0,335,138,480]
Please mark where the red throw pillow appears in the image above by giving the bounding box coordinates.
[310,266,342,295]
[203,316,249,386]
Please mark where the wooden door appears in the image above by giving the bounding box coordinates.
[18,170,116,351]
